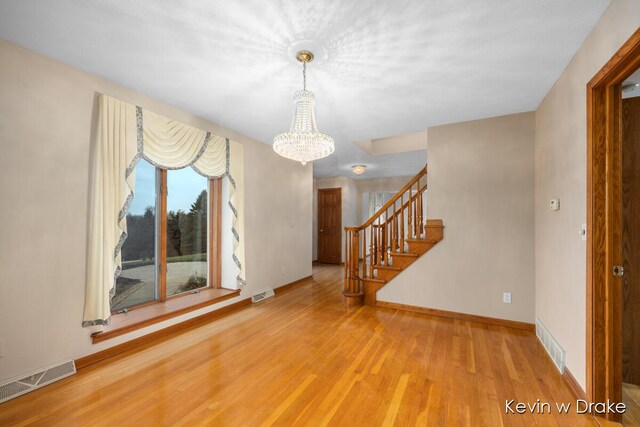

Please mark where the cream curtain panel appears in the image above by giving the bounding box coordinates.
[83,94,245,327]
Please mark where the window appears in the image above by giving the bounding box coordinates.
[112,160,157,311]
[165,167,209,296]
[112,159,223,312]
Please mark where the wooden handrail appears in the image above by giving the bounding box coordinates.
[372,186,427,229]
[346,166,427,231]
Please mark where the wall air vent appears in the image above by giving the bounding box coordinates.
[535,319,566,373]
[251,289,275,303]
[0,360,76,404]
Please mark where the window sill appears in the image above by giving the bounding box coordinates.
[92,287,241,344]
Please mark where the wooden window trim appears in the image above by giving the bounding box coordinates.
[210,177,223,289]
[158,169,168,301]
[92,287,240,343]
[104,168,228,341]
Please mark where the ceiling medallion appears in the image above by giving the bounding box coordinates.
[273,50,335,166]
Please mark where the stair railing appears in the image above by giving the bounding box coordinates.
[343,165,428,306]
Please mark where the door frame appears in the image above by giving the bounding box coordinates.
[317,187,342,264]
[587,28,640,422]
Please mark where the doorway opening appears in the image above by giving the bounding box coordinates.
[587,28,640,425]
[622,65,640,426]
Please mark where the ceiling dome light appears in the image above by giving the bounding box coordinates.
[352,165,367,175]
[273,50,335,166]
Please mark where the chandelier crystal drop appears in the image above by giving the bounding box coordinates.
[273,50,335,165]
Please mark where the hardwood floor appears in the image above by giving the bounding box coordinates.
[0,264,598,426]
[624,383,640,426]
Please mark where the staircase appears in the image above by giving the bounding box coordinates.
[343,166,444,306]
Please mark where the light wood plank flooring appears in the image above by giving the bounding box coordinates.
[624,383,640,426]
[0,264,599,426]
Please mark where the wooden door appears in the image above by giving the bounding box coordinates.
[622,96,640,386]
[317,188,342,264]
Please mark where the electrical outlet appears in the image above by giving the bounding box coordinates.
[549,199,560,211]
[503,292,512,304]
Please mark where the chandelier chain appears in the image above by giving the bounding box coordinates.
[303,61,307,91]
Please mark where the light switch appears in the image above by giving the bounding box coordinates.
[549,199,560,211]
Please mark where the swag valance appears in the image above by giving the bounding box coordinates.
[83,94,245,327]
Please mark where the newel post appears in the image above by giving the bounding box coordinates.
[343,227,364,306]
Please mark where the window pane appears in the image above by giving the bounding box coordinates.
[112,160,158,311]
[166,168,208,295]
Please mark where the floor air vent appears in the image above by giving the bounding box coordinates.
[0,360,76,404]
[535,319,566,373]
[251,289,275,303]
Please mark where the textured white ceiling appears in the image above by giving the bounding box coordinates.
[0,0,611,179]
[623,68,640,99]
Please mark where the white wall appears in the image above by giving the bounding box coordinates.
[0,39,312,383]
[378,112,536,324]
[534,0,640,390]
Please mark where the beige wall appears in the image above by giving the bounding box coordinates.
[356,130,428,156]
[534,0,640,390]
[378,112,536,324]
[0,39,312,383]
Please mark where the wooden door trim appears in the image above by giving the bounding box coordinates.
[317,188,342,264]
[587,28,640,422]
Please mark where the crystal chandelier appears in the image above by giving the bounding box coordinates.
[273,50,335,165]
